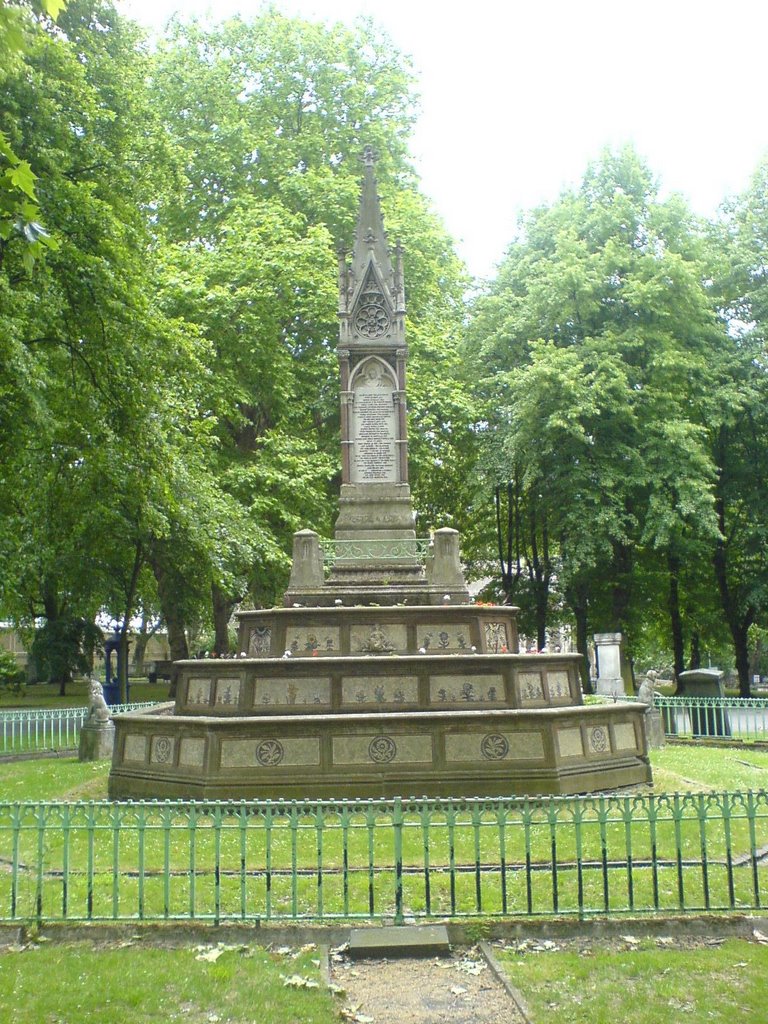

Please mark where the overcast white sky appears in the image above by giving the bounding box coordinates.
[117,0,768,278]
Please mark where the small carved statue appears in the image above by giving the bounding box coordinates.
[637,670,658,706]
[87,677,111,723]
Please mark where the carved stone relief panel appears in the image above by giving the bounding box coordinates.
[429,674,505,706]
[150,735,175,765]
[518,672,545,704]
[332,734,432,765]
[587,725,611,755]
[484,622,509,653]
[545,670,572,701]
[444,731,544,762]
[219,737,321,769]
[285,627,340,655]
[417,623,471,653]
[187,677,213,706]
[253,677,332,708]
[248,626,272,657]
[340,675,418,706]
[214,678,241,707]
[350,623,407,654]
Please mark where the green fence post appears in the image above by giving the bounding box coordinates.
[393,796,404,926]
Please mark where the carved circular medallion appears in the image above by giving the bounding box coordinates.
[355,298,390,338]
[153,736,172,763]
[255,739,285,767]
[368,735,397,763]
[481,733,510,761]
[590,727,609,753]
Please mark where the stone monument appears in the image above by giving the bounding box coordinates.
[78,678,115,761]
[108,152,651,800]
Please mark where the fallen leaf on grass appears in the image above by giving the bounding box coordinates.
[281,974,319,989]
[753,929,768,945]
[340,1004,374,1023]
[621,935,640,945]
[656,937,675,946]
[732,962,749,968]
[195,948,225,963]
[455,959,486,976]
[328,983,346,996]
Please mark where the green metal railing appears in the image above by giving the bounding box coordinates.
[0,704,159,755]
[653,696,768,741]
[2,791,767,924]
[321,538,431,566]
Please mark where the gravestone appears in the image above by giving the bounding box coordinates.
[677,668,731,737]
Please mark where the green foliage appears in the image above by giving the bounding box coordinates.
[0,647,25,698]
[468,145,730,673]
[29,615,102,685]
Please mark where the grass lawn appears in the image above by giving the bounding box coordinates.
[0,678,171,710]
[0,940,336,1024]
[497,936,768,1024]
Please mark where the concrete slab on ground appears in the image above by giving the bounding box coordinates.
[348,924,450,959]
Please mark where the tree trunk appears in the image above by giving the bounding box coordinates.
[212,583,237,655]
[149,541,189,697]
[565,583,591,693]
[41,586,71,696]
[713,486,755,697]
[667,550,685,680]
[688,630,701,670]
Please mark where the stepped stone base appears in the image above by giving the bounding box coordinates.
[108,700,651,801]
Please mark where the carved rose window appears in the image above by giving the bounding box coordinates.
[354,292,390,338]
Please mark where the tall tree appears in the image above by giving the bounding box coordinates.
[468,147,724,682]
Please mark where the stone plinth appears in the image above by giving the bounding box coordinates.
[108,700,651,800]
[79,720,115,761]
[593,632,631,697]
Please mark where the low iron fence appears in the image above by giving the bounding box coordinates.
[653,696,768,742]
[1,791,767,925]
[0,704,159,755]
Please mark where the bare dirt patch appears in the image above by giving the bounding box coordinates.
[329,945,527,1024]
